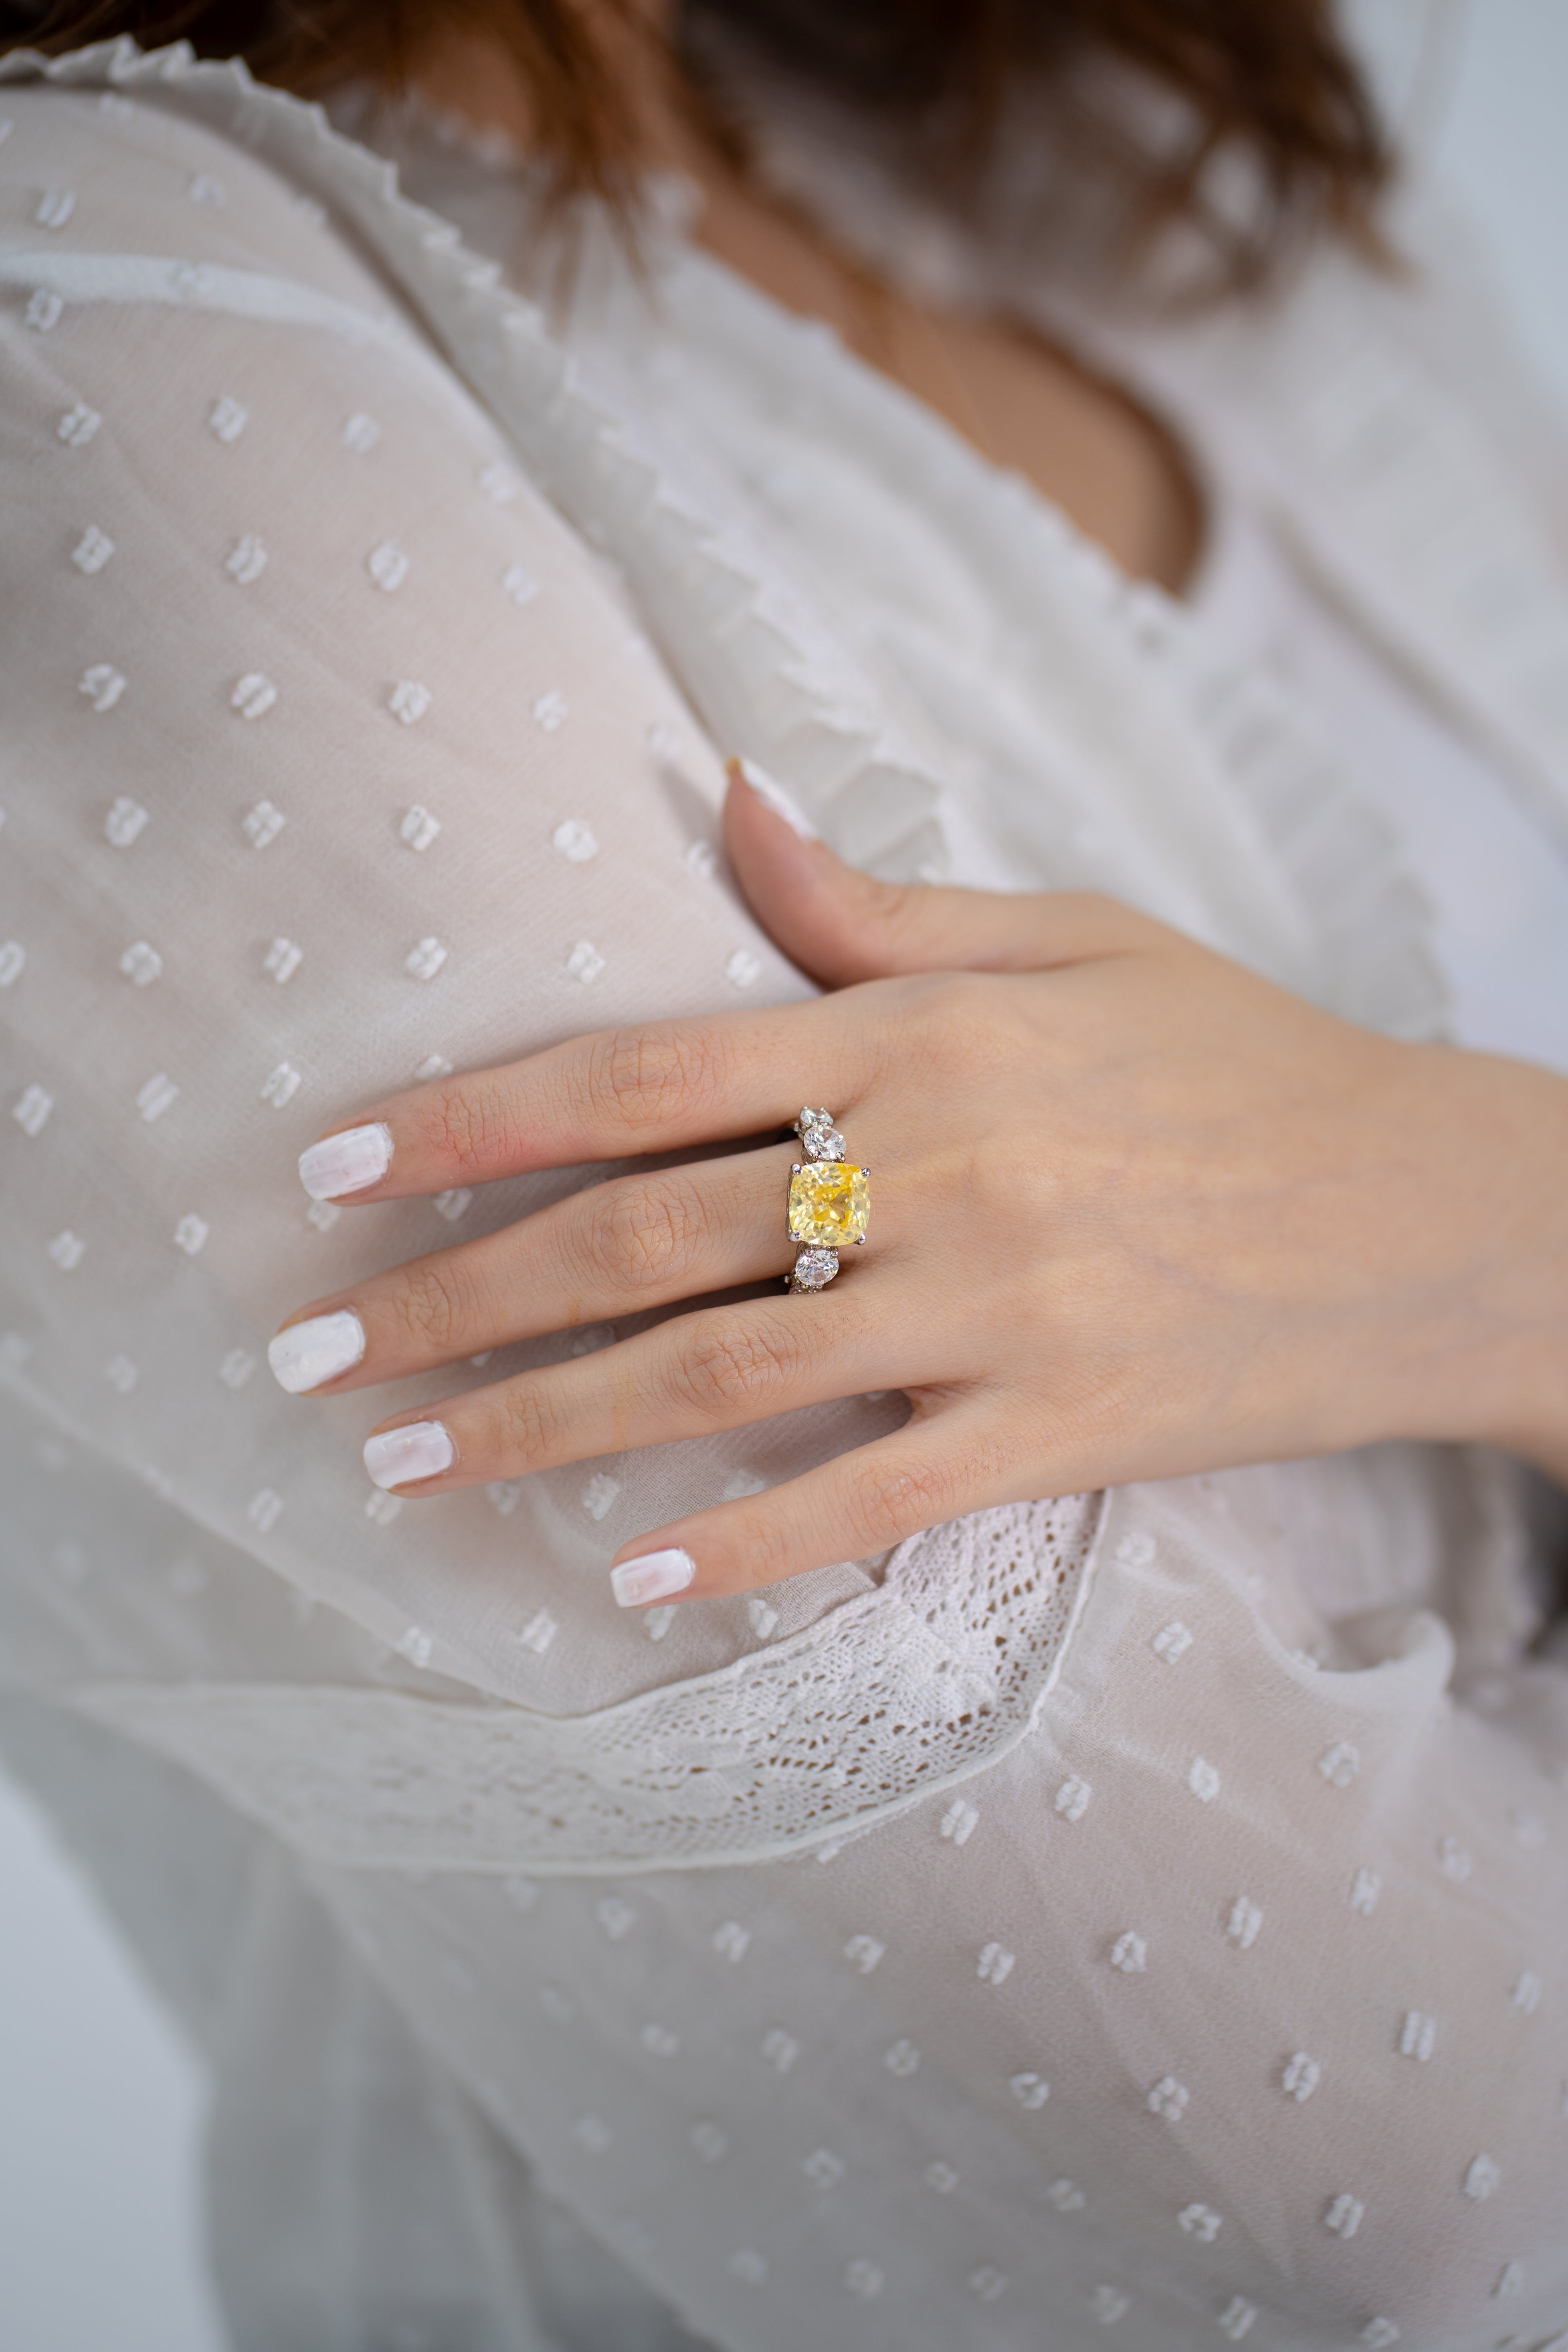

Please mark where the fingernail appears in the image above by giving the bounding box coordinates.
[729,755,819,842]
[298,1122,393,1201]
[268,1308,366,1393]
[364,1420,454,1490]
[610,1548,697,1607]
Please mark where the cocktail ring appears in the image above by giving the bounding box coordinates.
[784,1107,870,1292]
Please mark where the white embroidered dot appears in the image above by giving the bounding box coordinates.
[218,1351,255,1390]
[642,1605,676,1640]
[173,1213,209,1256]
[479,462,520,502]
[1090,2287,1129,2326]
[1494,2260,1526,2299]
[119,940,162,987]
[46,1230,85,1272]
[1219,2298,1258,2342]
[572,2114,612,2155]
[1055,1774,1092,1822]
[1048,2177,1087,2213]
[0,942,23,988]
[1111,1931,1147,1975]
[726,2250,765,2283]
[1152,1618,1193,1664]
[1349,1867,1382,1916]
[365,1489,401,1527]
[1188,1756,1220,1803]
[135,1072,178,1123]
[188,172,226,206]
[1147,2075,1188,2122]
[13,1084,53,1138]
[1177,2204,1220,2244]
[722,1470,767,1501]
[1115,1529,1155,1567]
[398,805,441,852]
[486,1481,522,1517]
[1398,2010,1436,2062]
[567,940,605,984]
[232,675,277,720]
[1437,1835,1473,1882]
[968,2267,1008,2303]
[242,800,286,848]
[1512,1969,1544,2014]
[925,2162,959,2194]
[639,2021,679,2058]
[804,2147,845,2189]
[519,1607,558,1656]
[686,840,718,880]
[247,1488,283,1533]
[570,1324,615,1355]
[260,1063,301,1109]
[367,540,409,592]
[342,412,380,453]
[396,1625,433,1667]
[264,937,303,983]
[1324,2193,1364,2239]
[1282,2052,1321,2102]
[415,1054,453,1082]
[581,1472,621,1522]
[79,663,126,711]
[533,690,568,731]
[883,2038,921,2077]
[941,1797,980,1846]
[977,1941,1016,1986]
[712,1921,751,1962]
[502,562,538,605]
[725,948,762,989]
[58,401,102,447]
[595,1895,637,1940]
[389,680,431,725]
[1319,1740,1361,1788]
[648,722,681,762]
[307,1200,341,1232]
[428,1190,469,1226]
[760,2028,800,2073]
[843,2260,883,2302]
[37,188,77,229]
[1226,1896,1263,1950]
[105,796,148,846]
[843,1934,884,1974]
[1360,2323,1400,2349]
[1511,1808,1547,1848]
[406,938,448,982]
[27,289,64,332]
[551,818,598,863]
[746,1596,781,1641]
[225,533,267,585]
[208,396,248,444]
[1010,2071,1050,2110]
[501,1873,538,1912]
[1463,2154,1501,2202]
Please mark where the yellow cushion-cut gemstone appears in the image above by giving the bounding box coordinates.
[789,1161,869,1247]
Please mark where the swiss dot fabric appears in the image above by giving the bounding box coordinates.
[3,45,1568,2352]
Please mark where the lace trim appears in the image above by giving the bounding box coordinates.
[68,1495,1101,1872]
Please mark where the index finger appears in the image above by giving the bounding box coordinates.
[296,998,874,1203]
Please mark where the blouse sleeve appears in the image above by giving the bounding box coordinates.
[0,84,901,1711]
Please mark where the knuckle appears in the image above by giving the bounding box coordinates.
[494,1378,567,1470]
[845,1452,960,1552]
[412,1080,522,1175]
[579,1023,729,1139]
[665,1318,800,1420]
[585,1175,710,1295]
[386,1259,477,1355]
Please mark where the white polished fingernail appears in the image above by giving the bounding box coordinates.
[364,1420,454,1490]
[268,1309,366,1394]
[732,755,819,841]
[298,1122,392,1201]
[610,1548,697,1607]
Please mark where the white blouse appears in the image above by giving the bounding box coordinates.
[3,40,1568,2352]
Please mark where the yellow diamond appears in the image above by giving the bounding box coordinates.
[789,1161,869,1247]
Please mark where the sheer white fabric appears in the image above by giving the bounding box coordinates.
[4,41,1568,2352]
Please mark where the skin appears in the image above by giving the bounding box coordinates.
[274,13,1568,1599]
[279,771,1568,1601]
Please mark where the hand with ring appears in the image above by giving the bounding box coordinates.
[270,762,1568,1608]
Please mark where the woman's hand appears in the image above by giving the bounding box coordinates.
[271,764,1568,1606]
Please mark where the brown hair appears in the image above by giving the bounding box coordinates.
[1,0,1391,287]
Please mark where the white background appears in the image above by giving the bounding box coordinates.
[2,7,1565,2346]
